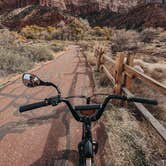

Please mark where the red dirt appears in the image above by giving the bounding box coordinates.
[0,46,106,165]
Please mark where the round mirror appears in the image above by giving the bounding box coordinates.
[22,73,41,88]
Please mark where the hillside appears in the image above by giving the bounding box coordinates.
[0,0,145,13]
[0,1,165,30]
[109,3,166,30]
[0,6,68,29]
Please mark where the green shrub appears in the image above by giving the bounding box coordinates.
[93,26,105,37]
[21,25,57,40]
[21,25,43,39]
[91,26,111,40]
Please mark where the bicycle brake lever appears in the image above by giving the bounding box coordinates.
[46,96,60,106]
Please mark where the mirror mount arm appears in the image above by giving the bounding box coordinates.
[41,81,61,96]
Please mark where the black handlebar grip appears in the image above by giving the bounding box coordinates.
[74,104,102,111]
[19,101,49,113]
[128,97,158,105]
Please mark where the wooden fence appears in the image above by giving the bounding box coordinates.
[96,50,166,142]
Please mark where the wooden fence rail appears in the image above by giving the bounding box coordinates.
[124,64,166,95]
[123,88,166,141]
[96,51,166,142]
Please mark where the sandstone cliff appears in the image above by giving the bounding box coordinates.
[0,0,165,29]
[0,0,148,13]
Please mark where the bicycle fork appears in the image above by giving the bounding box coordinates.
[78,121,98,165]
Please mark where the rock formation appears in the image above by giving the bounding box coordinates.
[0,0,165,29]
[0,0,165,14]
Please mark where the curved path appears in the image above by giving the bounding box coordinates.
[0,46,108,166]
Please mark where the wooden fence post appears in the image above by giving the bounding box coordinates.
[96,47,105,72]
[114,52,125,95]
[97,54,102,72]
[125,53,134,91]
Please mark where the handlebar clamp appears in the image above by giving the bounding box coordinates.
[46,96,60,106]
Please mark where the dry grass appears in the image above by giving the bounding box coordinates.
[0,46,54,78]
[89,53,166,165]
[130,78,166,122]
[140,27,160,43]
[150,67,166,83]
[110,28,166,59]
[104,106,166,166]
[99,73,110,87]
[132,57,166,122]
[30,46,54,62]
[103,106,147,166]
[0,48,33,75]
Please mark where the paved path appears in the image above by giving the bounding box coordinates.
[0,46,108,166]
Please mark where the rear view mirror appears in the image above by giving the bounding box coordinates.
[22,73,41,88]
[22,73,61,95]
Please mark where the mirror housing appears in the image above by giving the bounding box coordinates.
[22,73,61,95]
[22,73,43,88]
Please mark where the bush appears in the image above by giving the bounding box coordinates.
[0,29,23,48]
[91,27,112,40]
[21,25,44,39]
[21,19,90,41]
[93,26,104,37]
[111,29,140,54]
[0,29,55,77]
[78,18,90,30]
[30,47,54,62]
[21,25,57,40]
[53,18,86,41]
[0,48,33,74]
[140,28,159,43]
[0,46,54,77]
[50,43,64,52]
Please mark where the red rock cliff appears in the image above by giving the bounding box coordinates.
[1,0,160,13]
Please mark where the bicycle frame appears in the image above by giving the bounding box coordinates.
[75,98,97,165]
[78,118,98,166]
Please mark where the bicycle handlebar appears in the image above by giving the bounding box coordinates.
[74,104,102,111]
[19,101,49,112]
[19,96,60,113]
[102,95,157,106]
[19,94,158,122]
[127,97,158,105]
